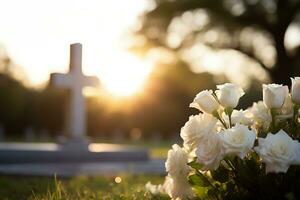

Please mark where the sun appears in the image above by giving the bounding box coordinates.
[99,52,152,97]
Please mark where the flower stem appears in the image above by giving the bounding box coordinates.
[219,118,228,129]
[197,170,220,200]
[228,114,232,128]
[225,159,236,171]
[213,111,228,129]
[270,108,277,132]
[293,105,299,125]
[225,107,233,128]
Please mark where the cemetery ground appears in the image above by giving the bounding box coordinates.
[0,140,171,200]
[0,174,168,200]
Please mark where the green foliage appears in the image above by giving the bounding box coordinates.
[187,160,203,170]
[188,173,210,187]
[188,154,300,200]
[137,0,300,85]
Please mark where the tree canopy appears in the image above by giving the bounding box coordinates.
[136,0,300,85]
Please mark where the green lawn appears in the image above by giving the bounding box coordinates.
[0,175,170,200]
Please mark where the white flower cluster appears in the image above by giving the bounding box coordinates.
[147,79,300,199]
[185,83,256,172]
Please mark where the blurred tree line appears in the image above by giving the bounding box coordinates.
[0,53,263,140]
[135,0,300,86]
[0,54,224,139]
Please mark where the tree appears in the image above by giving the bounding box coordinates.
[136,0,300,85]
[129,60,216,137]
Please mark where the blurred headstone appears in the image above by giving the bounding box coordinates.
[56,130,67,144]
[130,128,142,141]
[24,127,36,142]
[93,132,106,141]
[150,131,162,144]
[112,129,125,142]
[39,129,50,142]
[0,124,4,141]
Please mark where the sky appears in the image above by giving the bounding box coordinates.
[1,0,300,94]
[0,0,151,95]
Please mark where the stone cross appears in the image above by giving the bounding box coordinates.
[51,43,99,142]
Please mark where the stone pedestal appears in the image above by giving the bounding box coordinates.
[0,142,149,164]
[60,137,90,151]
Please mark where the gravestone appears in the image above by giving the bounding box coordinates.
[39,129,50,142]
[56,131,67,144]
[51,43,99,150]
[130,128,142,141]
[0,124,4,141]
[112,129,125,142]
[150,131,162,144]
[24,127,35,142]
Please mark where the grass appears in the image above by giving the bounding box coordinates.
[0,175,170,200]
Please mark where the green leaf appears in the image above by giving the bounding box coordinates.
[187,160,203,170]
[193,185,207,198]
[188,173,211,187]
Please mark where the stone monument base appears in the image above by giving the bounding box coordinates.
[60,137,91,151]
[0,159,165,177]
[0,142,148,164]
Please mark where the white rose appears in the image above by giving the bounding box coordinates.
[277,94,294,120]
[263,84,288,109]
[250,101,272,130]
[164,145,193,199]
[254,130,300,173]
[164,176,193,200]
[165,144,189,179]
[180,114,217,151]
[282,94,293,115]
[195,133,224,170]
[222,109,252,126]
[291,77,300,103]
[220,124,256,159]
[216,83,245,108]
[145,182,165,196]
[190,90,219,114]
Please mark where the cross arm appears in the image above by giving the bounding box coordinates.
[83,75,100,88]
[50,73,74,88]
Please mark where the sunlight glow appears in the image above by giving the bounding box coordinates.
[99,53,152,97]
[0,0,150,97]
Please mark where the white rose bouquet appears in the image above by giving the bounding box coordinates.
[146,79,300,200]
